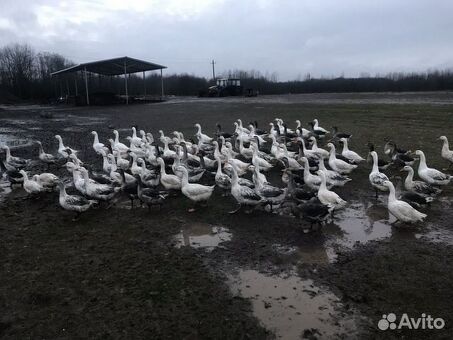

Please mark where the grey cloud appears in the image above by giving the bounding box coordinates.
[0,0,452,80]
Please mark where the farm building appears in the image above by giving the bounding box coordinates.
[51,56,167,105]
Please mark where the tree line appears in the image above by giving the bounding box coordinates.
[1,43,453,103]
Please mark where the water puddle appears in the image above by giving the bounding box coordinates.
[228,269,358,339]
[62,126,86,133]
[76,117,107,126]
[0,134,33,147]
[269,200,396,265]
[0,178,12,203]
[331,201,394,249]
[174,223,232,251]
[272,243,336,265]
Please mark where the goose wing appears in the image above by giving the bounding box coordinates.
[370,172,389,186]
[390,200,426,222]
[66,194,91,206]
[259,184,284,197]
[426,168,450,181]
[241,186,262,201]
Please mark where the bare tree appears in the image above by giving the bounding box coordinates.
[0,44,36,97]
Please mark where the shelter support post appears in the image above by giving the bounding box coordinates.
[84,67,90,105]
[143,71,146,98]
[124,60,128,105]
[160,69,164,99]
[74,73,78,96]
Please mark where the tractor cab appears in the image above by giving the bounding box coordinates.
[208,78,243,97]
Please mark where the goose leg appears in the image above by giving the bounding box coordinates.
[228,204,242,214]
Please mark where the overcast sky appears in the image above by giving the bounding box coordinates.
[1,0,452,80]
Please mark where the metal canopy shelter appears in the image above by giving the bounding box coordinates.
[51,56,167,105]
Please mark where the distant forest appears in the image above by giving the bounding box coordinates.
[1,43,453,103]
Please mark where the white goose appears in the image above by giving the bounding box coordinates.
[70,167,87,195]
[252,146,273,171]
[19,170,45,195]
[136,158,160,187]
[401,166,441,196]
[415,150,452,185]
[36,141,56,165]
[91,131,107,154]
[228,161,264,213]
[340,138,365,163]
[316,170,347,212]
[80,168,119,201]
[34,172,59,189]
[225,141,239,158]
[130,127,143,147]
[114,150,130,171]
[295,120,311,138]
[327,143,357,174]
[251,164,268,187]
[317,160,351,187]
[112,130,130,153]
[301,157,322,191]
[1,145,28,170]
[55,135,77,159]
[369,151,389,197]
[129,153,142,176]
[439,136,453,167]
[158,130,172,144]
[157,158,181,190]
[162,139,176,160]
[237,119,251,134]
[213,141,228,164]
[298,138,319,160]
[238,138,254,159]
[309,137,329,159]
[126,137,146,158]
[226,153,250,176]
[214,156,232,193]
[383,180,427,223]
[57,182,96,218]
[313,119,329,134]
[177,166,215,211]
[194,123,213,143]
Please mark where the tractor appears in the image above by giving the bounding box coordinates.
[207,78,243,97]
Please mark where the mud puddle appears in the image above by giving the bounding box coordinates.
[228,269,359,339]
[174,222,232,251]
[0,178,12,203]
[0,133,34,147]
[329,201,394,249]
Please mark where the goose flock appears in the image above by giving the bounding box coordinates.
[0,119,452,228]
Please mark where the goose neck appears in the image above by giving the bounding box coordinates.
[318,172,327,191]
[418,152,427,169]
[159,161,167,175]
[387,183,397,202]
[405,168,414,186]
[442,138,450,151]
[342,140,349,151]
[372,153,379,173]
[93,133,99,144]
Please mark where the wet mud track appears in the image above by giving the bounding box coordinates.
[1,94,453,339]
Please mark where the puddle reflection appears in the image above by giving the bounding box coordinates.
[228,269,357,339]
[174,223,232,251]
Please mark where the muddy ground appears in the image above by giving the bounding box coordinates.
[1,92,453,339]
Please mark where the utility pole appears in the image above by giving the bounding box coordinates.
[211,59,216,81]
